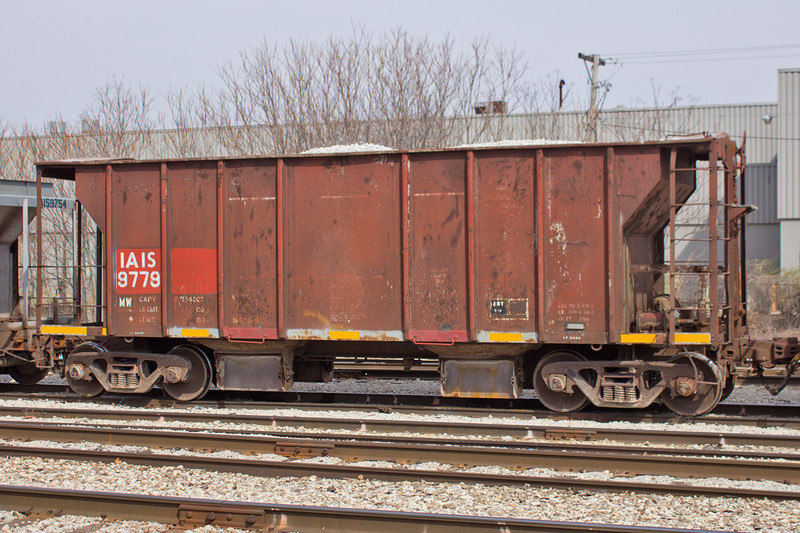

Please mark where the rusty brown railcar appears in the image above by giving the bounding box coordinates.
[32,134,799,415]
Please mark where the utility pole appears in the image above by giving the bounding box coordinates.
[578,53,607,142]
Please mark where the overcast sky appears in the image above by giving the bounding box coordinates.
[2,0,799,128]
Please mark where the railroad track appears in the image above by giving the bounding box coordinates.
[2,404,800,489]
[0,485,721,533]
[7,441,795,504]
[2,383,799,426]
[1,404,798,447]
[1,420,799,490]
[1,398,797,531]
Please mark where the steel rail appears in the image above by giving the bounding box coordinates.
[4,417,797,462]
[0,404,797,449]
[1,421,799,484]
[0,484,723,533]
[1,383,798,425]
[1,444,797,502]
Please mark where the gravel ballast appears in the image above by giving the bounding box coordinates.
[1,454,798,532]
[1,376,799,531]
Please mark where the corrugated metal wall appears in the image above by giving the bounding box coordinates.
[747,163,778,225]
[745,161,780,262]
[476,103,778,165]
[778,69,800,220]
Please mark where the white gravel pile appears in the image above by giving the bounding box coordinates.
[455,139,580,148]
[300,143,393,154]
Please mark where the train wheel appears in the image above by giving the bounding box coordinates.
[660,353,723,417]
[161,345,212,402]
[533,351,589,412]
[8,364,50,385]
[66,342,107,397]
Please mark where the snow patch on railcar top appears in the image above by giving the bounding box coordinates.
[455,139,580,148]
[300,143,394,154]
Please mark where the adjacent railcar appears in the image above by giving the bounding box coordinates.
[31,134,798,415]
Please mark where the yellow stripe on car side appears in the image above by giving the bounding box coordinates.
[180,328,210,338]
[329,330,360,340]
[620,333,657,344]
[40,325,89,336]
[674,332,711,344]
[489,332,524,342]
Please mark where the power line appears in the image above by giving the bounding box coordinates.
[623,53,800,65]
[590,121,800,142]
[737,134,800,142]
[606,44,800,59]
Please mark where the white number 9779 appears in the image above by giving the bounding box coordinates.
[117,270,161,288]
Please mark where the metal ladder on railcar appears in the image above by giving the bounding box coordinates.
[667,144,735,349]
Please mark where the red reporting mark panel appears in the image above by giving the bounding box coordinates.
[222,160,278,339]
[171,248,216,294]
[109,164,163,337]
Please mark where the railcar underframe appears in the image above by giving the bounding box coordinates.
[18,134,799,416]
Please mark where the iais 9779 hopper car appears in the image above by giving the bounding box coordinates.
[25,134,799,416]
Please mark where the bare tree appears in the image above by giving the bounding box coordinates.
[161,86,216,158]
[78,77,155,158]
[196,26,537,154]
[603,82,699,142]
